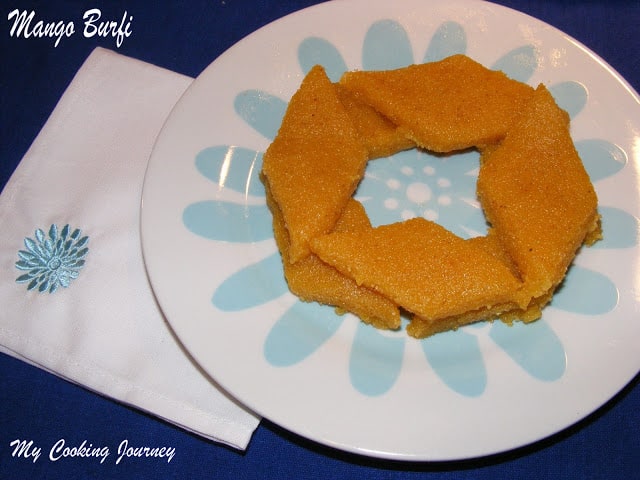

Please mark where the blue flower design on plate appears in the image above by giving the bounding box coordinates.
[183,20,639,397]
[15,224,89,293]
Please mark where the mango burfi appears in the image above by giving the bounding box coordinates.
[261,65,369,263]
[477,84,601,312]
[339,54,534,152]
[260,55,601,339]
[334,82,415,159]
[266,185,400,330]
[310,217,523,336]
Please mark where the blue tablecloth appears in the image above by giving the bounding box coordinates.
[1,1,638,478]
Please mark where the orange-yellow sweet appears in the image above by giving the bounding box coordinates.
[260,55,601,339]
[261,65,369,263]
[477,84,601,314]
[339,54,534,152]
[266,186,400,330]
[334,82,415,159]
[310,217,523,337]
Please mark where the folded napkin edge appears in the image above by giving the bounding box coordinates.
[0,336,259,450]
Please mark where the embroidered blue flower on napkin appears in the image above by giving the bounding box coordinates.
[15,224,89,293]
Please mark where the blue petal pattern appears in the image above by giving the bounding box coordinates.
[423,21,467,62]
[182,19,638,399]
[576,139,627,182]
[594,207,639,249]
[185,146,271,242]
[195,146,264,196]
[551,265,619,314]
[549,81,588,118]
[489,320,565,381]
[491,45,538,82]
[362,20,413,70]
[213,253,287,311]
[264,301,344,367]
[183,201,272,242]
[421,330,487,396]
[234,90,286,140]
[349,323,405,396]
[298,37,347,80]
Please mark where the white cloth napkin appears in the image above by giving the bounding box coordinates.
[0,47,260,449]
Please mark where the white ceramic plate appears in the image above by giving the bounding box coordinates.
[141,0,640,461]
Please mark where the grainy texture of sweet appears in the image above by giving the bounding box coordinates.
[466,232,518,277]
[408,231,558,338]
[310,217,522,326]
[477,84,601,309]
[267,187,400,330]
[334,82,415,159]
[261,65,369,263]
[262,56,601,339]
[408,301,519,338]
[339,55,534,152]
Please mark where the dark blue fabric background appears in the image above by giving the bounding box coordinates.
[1,1,639,478]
